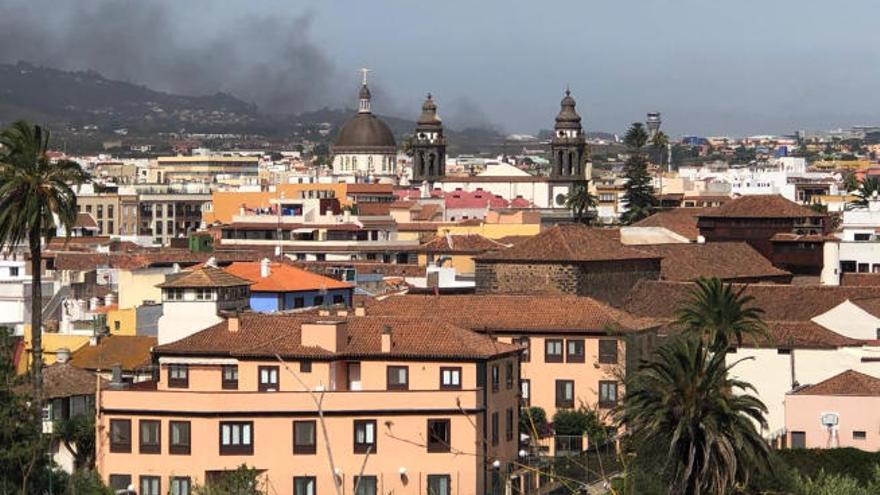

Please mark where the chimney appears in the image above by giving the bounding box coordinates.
[336,309,348,317]
[354,305,366,317]
[104,293,115,307]
[172,262,181,273]
[206,256,217,268]
[260,258,271,278]
[301,320,347,352]
[318,309,330,317]
[227,316,240,332]
[56,347,71,364]
[108,364,124,389]
[89,297,99,311]
[381,325,392,353]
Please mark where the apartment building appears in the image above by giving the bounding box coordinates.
[76,189,139,236]
[153,156,259,184]
[137,189,212,245]
[96,313,521,495]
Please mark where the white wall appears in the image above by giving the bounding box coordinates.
[157,301,222,345]
[812,301,880,340]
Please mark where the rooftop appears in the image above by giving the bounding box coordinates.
[793,370,880,396]
[223,261,352,292]
[157,265,252,289]
[156,313,519,360]
[632,208,707,241]
[42,362,106,399]
[699,194,824,219]
[420,234,510,254]
[70,335,156,372]
[477,224,659,263]
[637,242,791,282]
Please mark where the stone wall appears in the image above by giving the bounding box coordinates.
[475,259,661,306]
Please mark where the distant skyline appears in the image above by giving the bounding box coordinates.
[1,0,879,136]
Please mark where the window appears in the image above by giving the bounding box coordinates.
[354,476,377,495]
[170,421,191,455]
[556,380,574,408]
[512,336,530,362]
[222,365,238,390]
[427,474,451,495]
[440,367,462,390]
[293,420,317,454]
[521,379,531,405]
[294,477,316,495]
[258,366,279,392]
[545,339,564,363]
[313,295,324,307]
[491,412,499,446]
[108,474,131,491]
[427,419,451,453]
[854,431,867,440]
[9,266,19,277]
[599,381,618,408]
[566,339,585,363]
[170,477,191,495]
[140,476,160,495]
[165,288,184,301]
[110,419,131,453]
[300,361,312,373]
[220,421,253,455]
[333,294,344,304]
[387,366,408,390]
[491,364,499,392]
[294,297,305,308]
[505,407,514,441]
[505,361,514,389]
[195,288,213,301]
[168,364,188,388]
[354,420,377,454]
[777,348,792,355]
[855,233,871,241]
[790,431,806,448]
[139,420,161,454]
[598,339,618,364]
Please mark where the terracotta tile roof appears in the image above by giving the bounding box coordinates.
[412,203,442,221]
[42,362,106,399]
[699,194,824,218]
[346,184,394,194]
[157,266,252,288]
[793,370,880,396]
[770,233,836,242]
[421,234,510,254]
[444,190,509,209]
[477,224,659,263]
[632,208,707,241]
[622,280,880,322]
[657,320,862,349]
[297,261,424,278]
[52,250,263,271]
[70,335,156,372]
[367,294,656,334]
[156,313,519,360]
[75,212,98,230]
[494,235,534,246]
[356,203,392,216]
[224,261,352,292]
[638,242,791,282]
[841,273,880,287]
[396,222,458,232]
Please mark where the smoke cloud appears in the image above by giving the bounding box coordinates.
[0,0,341,115]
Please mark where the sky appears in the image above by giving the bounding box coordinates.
[1,0,879,136]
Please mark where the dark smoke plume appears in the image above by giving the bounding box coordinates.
[0,0,341,115]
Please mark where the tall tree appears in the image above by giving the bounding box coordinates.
[621,123,657,224]
[0,121,88,394]
[651,130,670,169]
[619,335,770,495]
[564,179,597,224]
[675,277,766,352]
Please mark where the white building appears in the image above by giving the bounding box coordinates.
[837,195,880,273]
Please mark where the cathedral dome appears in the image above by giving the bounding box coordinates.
[333,113,397,151]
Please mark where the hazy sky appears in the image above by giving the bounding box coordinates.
[2,0,879,136]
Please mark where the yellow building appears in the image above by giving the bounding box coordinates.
[417,233,512,275]
[441,210,541,239]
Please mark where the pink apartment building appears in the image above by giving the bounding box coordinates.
[785,370,880,450]
[95,312,521,495]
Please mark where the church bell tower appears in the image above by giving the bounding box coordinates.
[411,93,447,186]
[550,89,587,180]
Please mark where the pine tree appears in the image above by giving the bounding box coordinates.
[621,123,657,223]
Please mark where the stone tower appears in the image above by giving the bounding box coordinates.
[411,93,447,185]
[550,89,587,180]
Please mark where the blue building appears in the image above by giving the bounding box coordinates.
[225,260,354,312]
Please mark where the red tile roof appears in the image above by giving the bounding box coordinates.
[638,242,791,282]
[156,313,519,360]
[657,320,862,349]
[224,261,352,292]
[444,190,509,209]
[793,370,880,396]
[477,224,659,263]
[699,194,824,218]
[42,362,106,399]
[70,335,156,372]
[157,266,252,288]
[632,208,707,241]
[75,212,98,230]
[841,273,880,287]
[420,234,510,254]
[367,294,656,334]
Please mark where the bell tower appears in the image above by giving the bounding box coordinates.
[411,93,447,186]
[550,89,587,180]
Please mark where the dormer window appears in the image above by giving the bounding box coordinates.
[165,288,184,301]
[195,288,213,301]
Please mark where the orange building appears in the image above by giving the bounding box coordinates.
[203,184,349,225]
[96,313,521,495]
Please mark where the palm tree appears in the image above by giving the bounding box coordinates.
[850,176,880,209]
[619,336,770,494]
[0,121,88,394]
[651,130,669,169]
[565,179,597,224]
[675,277,766,352]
